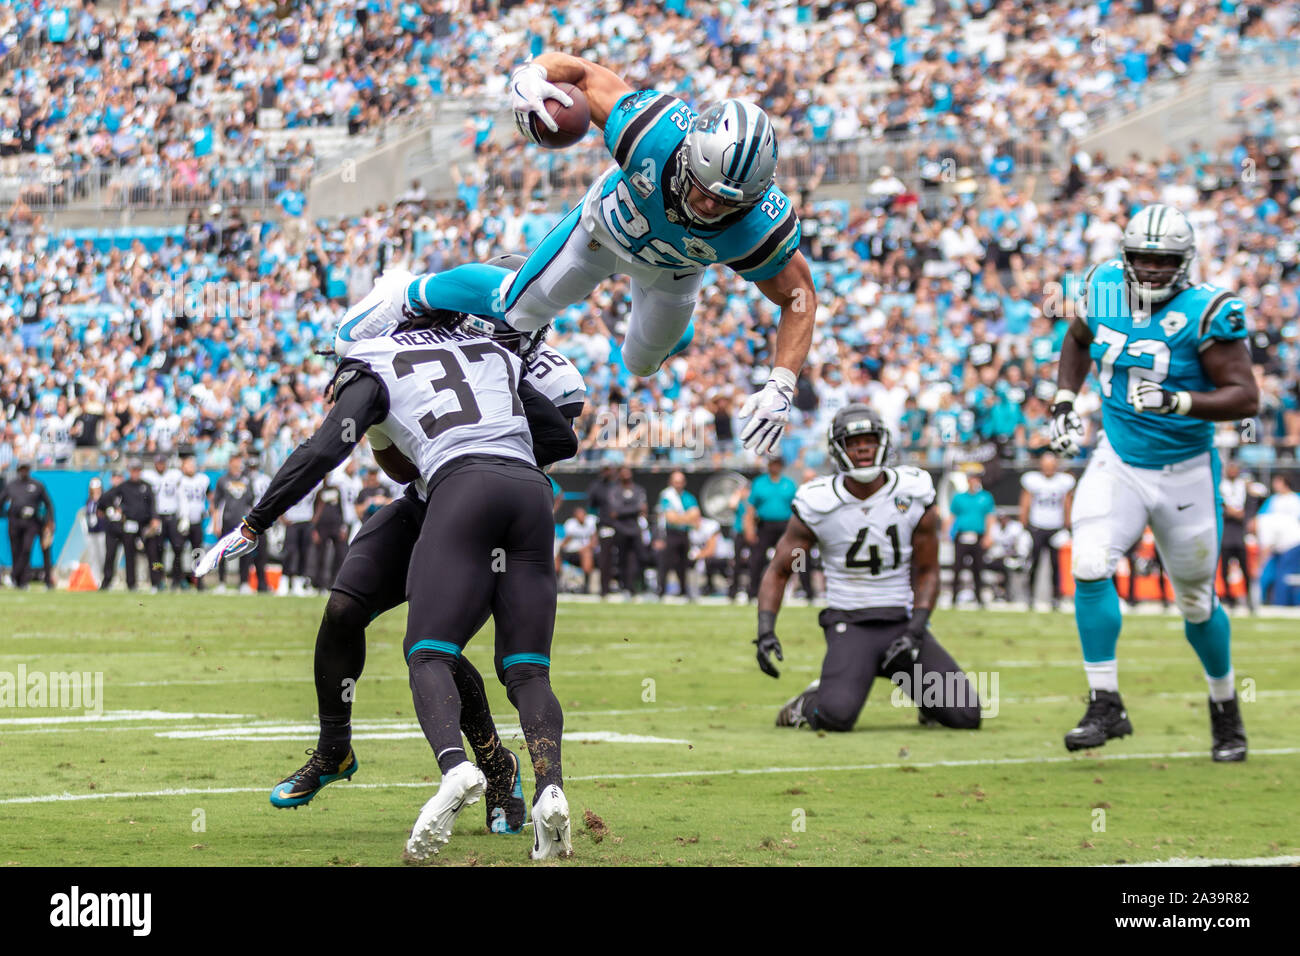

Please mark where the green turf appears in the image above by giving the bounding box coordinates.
[0,593,1295,866]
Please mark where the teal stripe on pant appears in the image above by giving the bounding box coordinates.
[503,205,584,312]
[406,639,462,661]
[502,652,550,670]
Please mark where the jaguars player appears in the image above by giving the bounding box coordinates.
[199,283,581,856]
[1049,204,1259,762]
[754,404,982,732]
[390,52,816,457]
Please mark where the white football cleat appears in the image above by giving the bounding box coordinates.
[531,784,573,861]
[405,762,486,861]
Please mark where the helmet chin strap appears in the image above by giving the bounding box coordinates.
[846,465,883,483]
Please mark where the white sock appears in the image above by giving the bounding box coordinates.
[1206,671,1235,703]
[1084,660,1119,693]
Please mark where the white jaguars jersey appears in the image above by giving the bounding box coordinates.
[143,467,184,516]
[344,326,533,486]
[793,466,937,612]
[524,346,585,413]
[1020,471,1074,530]
[178,472,210,524]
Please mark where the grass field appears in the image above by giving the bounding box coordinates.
[1,593,1296,866]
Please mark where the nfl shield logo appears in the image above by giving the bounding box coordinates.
[895,495,912,512]
[683,236,717,261]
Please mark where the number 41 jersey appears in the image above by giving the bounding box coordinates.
[343,327,533,484]
[792,467,936,613]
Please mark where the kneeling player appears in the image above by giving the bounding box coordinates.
[754,405,981,732]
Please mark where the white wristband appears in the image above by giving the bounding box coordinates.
[769,367,797,392]
[1052,389,1076,407]
[1173,391,1192,415]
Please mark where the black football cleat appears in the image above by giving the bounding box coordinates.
[270,748,359,808]
[776,680,819,728]
[484,748,527,834]
[1064,689,1133,751]
[1209,695,1247,762]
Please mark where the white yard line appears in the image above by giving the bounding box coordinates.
[4,747,1297,806]
[1102,855,1300,867]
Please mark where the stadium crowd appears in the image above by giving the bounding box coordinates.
[4,0,1297,207]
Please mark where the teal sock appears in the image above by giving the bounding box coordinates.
[407,264,512,319]
[1184,603,1232,679]
[1074,577,1122,663]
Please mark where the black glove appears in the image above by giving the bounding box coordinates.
[881,607,930,674]
[755,610,784,678]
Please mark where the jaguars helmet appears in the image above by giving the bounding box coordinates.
[828,404,891,484]
[1121,204,1196,305]
[671,99,778,226]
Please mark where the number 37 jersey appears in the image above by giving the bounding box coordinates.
[792,467,936,613]
[344,327,533,483]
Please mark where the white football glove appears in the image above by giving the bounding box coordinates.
[510,62,573,142]
[739,368,797,457]
[1131,380,1191,415]
[334,269,415,357]
[195,525,259,578]
[1047,390,1086,456]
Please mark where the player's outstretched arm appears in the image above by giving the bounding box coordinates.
[1048,316,1093,455]
[527,53,633,131]
[755,250,817,378]
[754,513,817,678]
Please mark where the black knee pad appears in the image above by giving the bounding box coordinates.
[501,661,551,704]
[809,707,855,733]
[323,590,370,634]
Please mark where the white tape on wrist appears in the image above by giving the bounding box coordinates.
[1173,391,1192,415]
[769,367,797,392]
[1053,389,1077,407]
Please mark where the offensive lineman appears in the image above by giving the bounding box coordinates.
[1049,204,1258,761]
[755,405,981,732]
[340,52,817,457]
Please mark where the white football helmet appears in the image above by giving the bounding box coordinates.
[1120,204,1195,305]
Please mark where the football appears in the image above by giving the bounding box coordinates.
[526,82,590,149]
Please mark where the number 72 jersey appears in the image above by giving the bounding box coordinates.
[791,467,936,613]
[1083,258,1248,467]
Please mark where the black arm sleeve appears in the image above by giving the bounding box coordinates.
[244,367,389,534]
[520,379,579,469]
[98,484,121,516]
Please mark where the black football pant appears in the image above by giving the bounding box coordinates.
[802,609,981,732]
[403,458,563,793]
[7,518,40,587]
[1218,543,1253,611]
[101,529,141,590]
[313,490,515,783]
[311,524,348,590]
[282,521,313,578]
[146,516,184,587]
[952,540,986,606]
[659,529,691,597]
[1027,526,1063,605]
[749,520,787,600]
[599,526,643,595]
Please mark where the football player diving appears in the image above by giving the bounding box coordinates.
[1049,203,1259,761]
[754,405,982,732]
[342,51,817,458]
[198,257,582,852]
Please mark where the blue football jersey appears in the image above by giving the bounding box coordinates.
[579,90,801,281]
[1082,258,1248,467]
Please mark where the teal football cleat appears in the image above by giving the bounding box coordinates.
[270,748,359,808]
[485,749,527,834]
